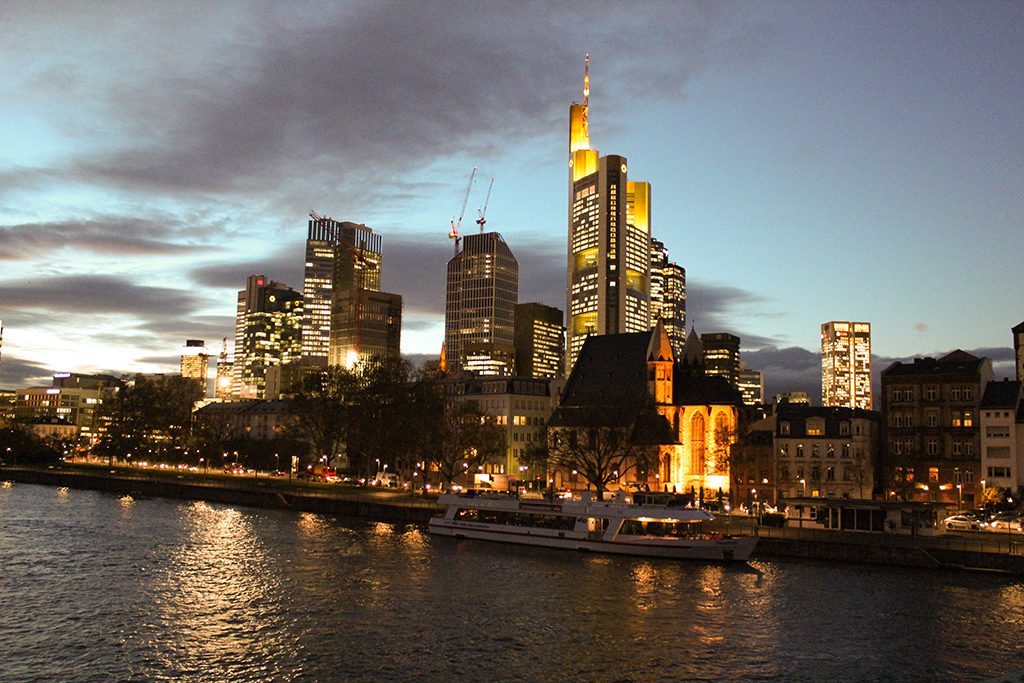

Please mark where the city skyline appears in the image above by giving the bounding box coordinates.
[1,2,1021,396]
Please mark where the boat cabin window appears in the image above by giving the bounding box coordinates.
[620,520,700,538]
[455,507,576,530]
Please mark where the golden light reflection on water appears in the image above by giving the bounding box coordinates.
[1,480,13,488]
[56,486,69,499]
[142,501,290,678]
[119,494,134,508]
[631,562,658,611]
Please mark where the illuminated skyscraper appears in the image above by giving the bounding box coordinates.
[180,339,209,395]
[234,274,304,399]
[566,55,651,373]
[821,321,873,409]
[300,216,343,364]
[514,302,565,379]
[649,238,686,356]
[445,231,518,376]
[702,332,741,388]
[327,223,402,368]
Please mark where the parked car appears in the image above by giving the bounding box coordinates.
[943,514,981,531]
[986,512,1022,531]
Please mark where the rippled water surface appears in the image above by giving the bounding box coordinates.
[2,482,1023,682]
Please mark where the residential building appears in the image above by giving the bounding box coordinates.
[881,350,993,506]
[180,339,209,395]
[193,399,300,442]
[445,374,562,484]
[649,237,686,356]
[514,302,565,379]
[702,332,741,389]
[1014,321,1024,381]
[444,231,518,376]
[772,404,881,501]
[979,379,1023,494]
[234,274,304,399]
[821,321,873,409]
[13,372,121,443]
[566,55,651,373]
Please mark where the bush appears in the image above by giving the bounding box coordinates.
[761,512,787,528]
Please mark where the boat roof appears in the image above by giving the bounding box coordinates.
[437,493,713,522]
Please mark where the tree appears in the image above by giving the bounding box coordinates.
[0,425,61,465]
[426,400,506,488]
[549,424,656,500]
[292,366,357,470]
[345,357,419,477]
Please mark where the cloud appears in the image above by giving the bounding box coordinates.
[0,274,202,318]
[0,215,208,261]
[685,280,784,346]
[0,353,54,388]
[188,246,306,293]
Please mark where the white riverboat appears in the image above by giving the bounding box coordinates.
[429,491,757,562]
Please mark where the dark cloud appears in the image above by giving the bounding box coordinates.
[38,3,767,205]
[137,315,236,343]
[0,215,207,261]
[188,245,306,293]
[685,280,784,347]
[0,274,202,318]
[0,353,53,389]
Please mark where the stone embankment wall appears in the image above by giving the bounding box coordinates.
[1,467,439,524]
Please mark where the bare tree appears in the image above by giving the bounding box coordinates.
[549,425,656,500]
[426,401,506,488]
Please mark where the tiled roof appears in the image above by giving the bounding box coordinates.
[980,379,1022,409]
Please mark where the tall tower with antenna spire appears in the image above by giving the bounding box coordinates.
[565,54,652,374]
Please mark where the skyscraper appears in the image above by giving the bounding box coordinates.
[821,321,872,409]
[650,237,686,356]
[303,216,398,368]
[702,332,741,388]
[180,339,209,395]
[327,222,402,368]
[234,274,304,399]
[737,366,764,406]
[566,55,651,373]
[444,231,518,376]
[514,302,565,379]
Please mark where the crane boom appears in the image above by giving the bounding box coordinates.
[476,176,494,232]
[449,167,477,254]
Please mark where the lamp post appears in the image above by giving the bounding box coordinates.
[800,478,807,497]
[956,483,963,510]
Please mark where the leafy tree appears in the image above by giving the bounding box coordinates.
[549,425,656,500]
[292,365,357,470]
[0,425,61,465]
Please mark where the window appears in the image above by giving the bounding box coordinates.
[964,442,974,456]
[781,466,790,480]
[987,446,1011,460]
[950,386,962,401]
[965,469,974,484]
[926,411,938,428]
[953,468,962,483]
[842,443,850,458]
[812,444,820,458]
[780,443,790,458]
[842,467,852,481]
[926,439,939,456]
[987,466,1011,478]
[797,444,804,458]
[811,465,821,481]
[780,422,790,436]
[925,385,938,401]
[928,467,939,483]
[892,440,903,455]
[807,419,824,436]
[986,426,1010,438]
[826,466,835,481]
[827,444,835,458]
[952,441,962,456]
[963,387,973,401]
[839,422,850,436]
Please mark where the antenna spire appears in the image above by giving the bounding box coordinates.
[583,53,590,106]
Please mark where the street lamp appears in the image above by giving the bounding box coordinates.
[800,478,807,497]
[956,483,963,509]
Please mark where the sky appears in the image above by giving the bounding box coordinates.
[1,0,1021,400]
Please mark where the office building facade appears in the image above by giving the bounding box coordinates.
[234,274,304,399]
[566,55,651,373]
[514,303,565,380]
[180,339,209,395]
[444,231,518,376]
[649,238,686,356]
[821,321,873,409]
[702,332,741,389]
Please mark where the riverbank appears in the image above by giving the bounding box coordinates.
[4,465,1024,574]
[0,465,439,524]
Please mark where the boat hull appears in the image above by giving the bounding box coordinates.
[428,519,756,562]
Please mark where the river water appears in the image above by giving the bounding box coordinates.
[1,482,1022,682]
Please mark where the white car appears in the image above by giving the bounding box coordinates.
[943,515,980,531]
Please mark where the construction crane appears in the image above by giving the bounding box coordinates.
[475,176,495,232]
[448,167,477,255]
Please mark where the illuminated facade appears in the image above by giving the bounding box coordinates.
[649,238,686,356]
[702,332,741,389]
[180,339,209,395]
[234,274,304,399]
[445,231,519,376]
[979,379,1024,494]
[514,302,565,379]
[882,350,993,505]
[821,321,873,409]
[300,216,345,364]
[566,55,651,373]
[737,367,764,406]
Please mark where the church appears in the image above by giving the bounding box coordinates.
[549,322,742,496]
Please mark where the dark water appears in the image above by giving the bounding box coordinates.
[1,482,1022,682]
